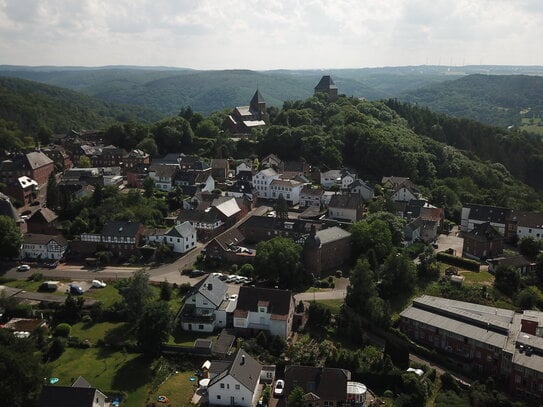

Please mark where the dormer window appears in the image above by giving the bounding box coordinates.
[259,307,267,313]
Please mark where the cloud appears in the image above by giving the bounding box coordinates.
[0,0,542,68]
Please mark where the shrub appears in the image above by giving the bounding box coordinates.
[54,323,71,338]
[436,252,480,271]
[48,337,66,360]
[28,272,44,282]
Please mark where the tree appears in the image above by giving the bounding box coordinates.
[62,294,85,324]
[120,269,154,321]
[78,155,92,168]
[380,251,417,299]
[0,215,23,258]
[254,237,303,287]
[195,119,219,138]
[518,236,542,259]
[351,219,393,263]
[494,265,520,297]
[307,302,332,327]
[346,257,378,312]
[143,176,155,198]
[46,170,60,209]
[0,329,44,406]
[275,194,289,220]
[384,338,410,370]
[287,386,305,407]
[137,301,173,355]
[137,137,158,156]
[159,280,172,301]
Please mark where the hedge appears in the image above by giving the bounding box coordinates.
[436,252,480,271]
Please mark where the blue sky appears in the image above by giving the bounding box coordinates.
[1,0,542,69]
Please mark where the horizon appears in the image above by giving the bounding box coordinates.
[1,1,543,69]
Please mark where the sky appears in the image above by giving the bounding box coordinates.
[1,0,543,70]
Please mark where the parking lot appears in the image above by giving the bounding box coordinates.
[435,226,464,256]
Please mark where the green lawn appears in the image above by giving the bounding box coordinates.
[70,321,130,343]
[461,270,494,285]
[150,370,196,406]
[315,299,344,314]
[5,279,66,294]
[168,325,216,346]
[47,348,153,407]
[85,285,122,307]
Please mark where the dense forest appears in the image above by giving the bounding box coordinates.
[0,76,161,145]
[400,74,543,128]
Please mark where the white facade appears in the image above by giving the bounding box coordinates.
[21,237,67,260]
[149,168,175,192]
[252,168,279,199]
[300,190,323,208]
[146,222,197,254]
[349,181,374,201]
[181,276,228,332]
[233,303,294,339]
[320,170,341,189]
[460,207,507,235]
[341,174,356,189]
[516,225,543,240]
[269,179,303,205]
[328,206,357,223]
[200,174,216,192]
[208,372,258,407]
[391,186,417,202]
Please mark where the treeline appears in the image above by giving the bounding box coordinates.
[386,98,543,191]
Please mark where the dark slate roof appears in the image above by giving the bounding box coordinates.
[209,348,261,391]
[150,164,179,179]
[101,221,142,237]
[37,386,100,407]
[404,200,427,218]
[301,186,324,197]
[284,366,350,400]
[177,209,220,224]
[239,215,319,235]
[213,228,245,251]
[510,211,543,229]
[235,286,293,320]
[465,203,511,224]
[488,256,533,268]
[227,180,252,194]
[466,222,503,241]
[328,194,364,210]
[250,89,265,106]
[193,274,228,307]
[24,234,68,246]
[165,221,194,238]
[314,75,337,91]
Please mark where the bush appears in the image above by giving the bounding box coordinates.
[54,323,71,338]
[436,252,480,271]
[27,272,44,282]
[48,337,66,360]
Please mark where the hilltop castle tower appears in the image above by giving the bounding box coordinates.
[314,75,338,101]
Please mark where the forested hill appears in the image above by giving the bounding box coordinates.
[399,74,543,128]
[0,76,162,146]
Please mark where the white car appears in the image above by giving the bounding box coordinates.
[17,264,31,272]
[274,379,285,397]
[226,275,238,283]
[229,294,238,301]
[92,279,107,288]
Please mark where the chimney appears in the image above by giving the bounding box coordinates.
[241,355,245,365]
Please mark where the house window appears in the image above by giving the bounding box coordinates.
[235,384,240,390]
[199,324,204,329]
[220,383,225,389]
[217,395,221,399]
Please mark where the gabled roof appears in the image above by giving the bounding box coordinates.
[328,194,364,210]
[165,221,195,238]
[212,228,246,251]
[101,221,142,237]
[348,179,372,191]
[270,179,303,188]
[255,168,278,178]
[26,151,54,169]
[466,222,503,241]
[149,164,179,179]
[71,376,92,388]
[209,348,261,391]
[37,386,103,407]
[192,274,228,308]
[509,211,543,229]
[177,209,221,225]
[212,197,241,218]
[301,187,324,197]
[23,234,68,246]
[235,286,293,320]
[487,255,533,268]
[316,226,351,244]
[28,207,58,224]
[464,203,510,224]
[284,366,350,401]
[250,89,265,106]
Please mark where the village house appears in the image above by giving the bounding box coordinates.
[269,178,304,205]
[327,194,365,223]
[462,221,504,260]
[304,225,352,276]
[283,366,352,406]
[252,168,279,200]
[123,149,150,173]
[320,169,342,189]
[206,229,255,264]
[26,208,61,235]
[80,220,144,258]
[400,295,543,401]
[21,234,68,260]
[180,274,232,332]
[148,164,178,192]
[487,256,536,275]
[41,145,73,170]
[207,348,262,407]
[37,376,108,407]
[299,186,324,208]
[126,163,149,189]
[508,211,543,241]
[144,221,197,254]
[347,179,374,201]
[177,209,224,241]
[461,203,511,235]
[211,158,230,182]
[404,217,425,246]
[233,286,295,339]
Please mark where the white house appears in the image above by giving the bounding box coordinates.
[300,187,324,208]
[391,185,417,202]
[320,169,342,189]
[348,179,374,202]
[207,349,262,407]
[145,222,197,254]
[252,168,279,199]
[341,171,357,190]
[233,286,295,339]
[460,204,510,234]
[21,234,68,260]
[148,164,178,192]
[269,179,303,205]
[327,194,365,223]
[511,211,543,241]
[236,161,252,175]
[180,275,229,332]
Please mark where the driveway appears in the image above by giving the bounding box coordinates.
[435,226,463,256]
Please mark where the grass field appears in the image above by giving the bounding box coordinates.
[150,371,197,406]
[168,325,216,346]
[70,321,130,343]
[85,285,123,307]
[47,348,153,407]
[460,270,494,285]
[315,299,344,314]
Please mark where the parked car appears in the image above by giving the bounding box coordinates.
[92,279,107,288]
[21,209,31,216]
[229,294,238,301]
[190,269,206,278]
[30,200,40,206]
[17,264,31,272]
[225,274,238,283]
[68,284,84,295]
[45,261,58,269]
[274,379,285,397]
